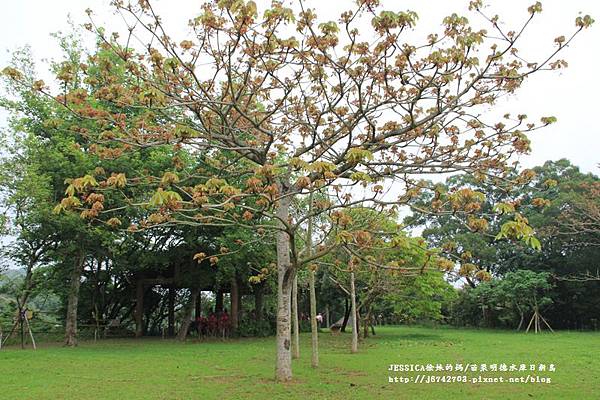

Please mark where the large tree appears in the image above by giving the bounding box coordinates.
[3,0,593,380]
[409,159,600,328]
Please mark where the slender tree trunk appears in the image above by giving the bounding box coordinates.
[168,287,175,337]
[254,285,264,321]
[309,270,318,367]
[92,258,101,341]
[149,298,167,335]
[215,290,224,313]
[65,253,85,347]
[350,272,358,353]
[291,275,300,359]
[307,192,319,367]
[3,261,36,347]
[195,290,202,318]
[341,297,350,332]
[355,306,361,340]
[20,314,24,349]
[177,288,200,341]
[135,280,144,338]
[231,278,239,333]
[237,293,242,322]
[514,303,521,330]
[275,194,294,382]
[20,261,35,309]
[517,312,524,331]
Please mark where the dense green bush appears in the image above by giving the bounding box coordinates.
[237,315,275,337]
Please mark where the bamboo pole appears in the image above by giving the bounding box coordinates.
[24,315,36,350]
[540,314,555,333]
[525,313,535,333]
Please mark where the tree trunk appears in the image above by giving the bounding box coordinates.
[350,272,358,353]
[231,278,239,333]
[168,287,175,336]
[215,290,224,313]
[65,253,85,347]
[177,288,200,341]
[355,306,361,340]
[19,261,35,311]
[291,275,300,359]
[517,312,524,331]
[254,285,264,321]
[307,192,318,367]
[237,293,242,322]
[341,297,350,332]
[309,270,319,367]
[3,260,36,347]
[515,303,524,331]
[195,290,202,318]
[135,280,144,338]
[149,297,167,335]
[20,314,24,349]
[275,194,294,382]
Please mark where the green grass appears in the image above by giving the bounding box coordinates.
[0,326,598,399]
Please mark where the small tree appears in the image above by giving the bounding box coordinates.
[497,270,553,331]
[455,269,552,329]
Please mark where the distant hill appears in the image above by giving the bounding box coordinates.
[0,269,24,279]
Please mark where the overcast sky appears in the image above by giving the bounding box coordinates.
[1,0,599,175]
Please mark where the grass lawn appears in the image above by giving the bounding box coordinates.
[0,326,598,399]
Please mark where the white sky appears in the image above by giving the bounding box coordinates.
[0,0,599,175]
